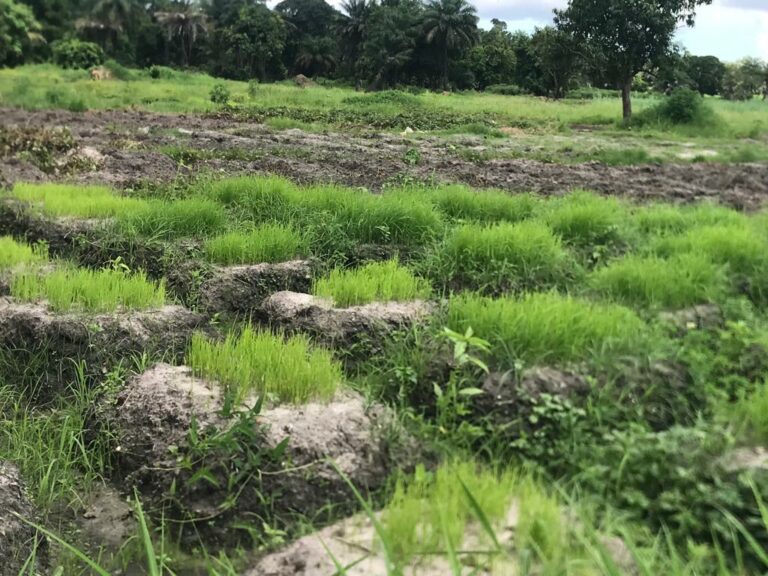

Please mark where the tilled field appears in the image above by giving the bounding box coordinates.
[2,116,768,574]
[3,107,768,210]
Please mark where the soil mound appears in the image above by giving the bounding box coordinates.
[0,461,47,576]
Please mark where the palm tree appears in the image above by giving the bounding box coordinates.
[421,0,478,89]
[155,4,208,66]
[339,0,372,87]
[76,0,134,52]
[295,37,336,77]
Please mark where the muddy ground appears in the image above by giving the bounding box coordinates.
[2,108,768,209]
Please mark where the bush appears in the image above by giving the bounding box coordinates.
[313,259,432,307]
[247,79,260,98]
[447,292,649,366]
[634,88,717,127]
[485,84,525,96]
[589,253,728,309]
[209,83,230,105]
[149,65,161,79]
[51,39,104,70]
[432,221,574,293]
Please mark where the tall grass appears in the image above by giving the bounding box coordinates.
[120,198,227,239]
[543,190,630,248]
[0,236,47,269]
[431,220,574,293]
[313,259,432,307]
[590,253,729,309]
[206,175,298,222]
[187,326,341,403]
[204,223,307,265]
[11,267,166,311]
[722,380,768,444]
[447,292,649,366]
[12,183,147,218]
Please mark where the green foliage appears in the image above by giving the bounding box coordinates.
[724,380,768,444]
[342,90,422,108]
[204,223,307,265]
[589,253,728,309]
[187,326,341,403]
[431,220,574,293]
[120,198,227,239]
[51,39,104,69]
[209,83,230,105]
[1,127,76,173]
[11,266,166,311]
[12,182,147,217]
[635,87,716,126]
[207,175,298,221]
[421,185,539,224]
[0,236,46,269]
[0,0,41,66]
[313,259,432,307]
[543,190,630,249]
[447,292,649,366]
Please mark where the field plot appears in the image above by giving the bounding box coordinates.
[1,62,768,575]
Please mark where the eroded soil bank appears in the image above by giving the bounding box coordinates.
[2,108,768,209]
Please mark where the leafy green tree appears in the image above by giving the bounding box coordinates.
[722,58,767,101]
[295,35,336,76]
[529,26,579,99]
[685,54,725,96]
[338,0,372,85]
[0,0,42,66]
[421,0,478,89]
[555,0,712,120]
[359,0,420,89]
[275,0,339,73]
[467,19,516,89]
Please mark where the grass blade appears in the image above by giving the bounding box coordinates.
[458,475,501,552]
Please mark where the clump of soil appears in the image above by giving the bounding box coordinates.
[0,461,47,576]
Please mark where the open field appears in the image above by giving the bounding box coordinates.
[2,64,768,576]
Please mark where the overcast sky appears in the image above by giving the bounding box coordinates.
[319,0,768,62]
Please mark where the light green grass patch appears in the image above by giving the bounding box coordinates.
[432,220,574,293]
[207,175,298,222]
[120,198,227,239]
[401,185,539,224]
[12,183,147,218]
[448,292,648,366]
[590,253,729,309]
[204,223,307,265]
[187,326,341,404]
[0,237,47,269]
[722,380,768,445]
[11,267,166,311]
[542,190,631,248]
[313,259,432,307]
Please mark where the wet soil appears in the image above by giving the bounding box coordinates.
[2,108,768,209]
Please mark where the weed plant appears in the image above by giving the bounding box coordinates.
[431,220,575,293]
[313,259,432,307]
[187,326,341,403]
[0,236,47,269]
[204,223,307,265]
[447,292,649,366]
[11,267,166,311]
[590,253,729,309]
[120,198,227,239]
[12,183,147,218]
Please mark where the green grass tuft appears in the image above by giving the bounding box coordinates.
[447,292,649,366]
[204,223,307,265]
[206,175,298,222]
[0,237,47,269]
[723,380,768,445]
[187,326,341,404]
[120,198,227,239]
[543,190,630,248]
[431,220,574,293]
[11,183,147,218]
[408,185,540,224]
[590,253,729,309]
[11,267,166,311]
[313,259,432,307]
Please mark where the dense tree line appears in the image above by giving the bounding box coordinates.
[2,0,766,112]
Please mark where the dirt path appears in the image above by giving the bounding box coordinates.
[2,108,768,209]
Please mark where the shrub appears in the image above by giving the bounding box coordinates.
[204,224,307,265]
[187,326,341,404]
[589,253,728,309]
[0,237,46,269]
[543,190,630,249]
[247,79,260,98]
[485,84,525,96]
[51,39,104,70]
[120,198,227,239]
[11,267,165,312]
[209,83,230,105]
[149,65,161,79]
[432,221,574,293]
[634,88,718,127]
[447,292,648,366]
[313,259,432,307]
[12,183,147,218]
[103,58,133,80]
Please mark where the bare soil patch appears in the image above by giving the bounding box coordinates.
[2,108,768,209]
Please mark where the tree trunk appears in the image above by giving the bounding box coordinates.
[621,80,633,122]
